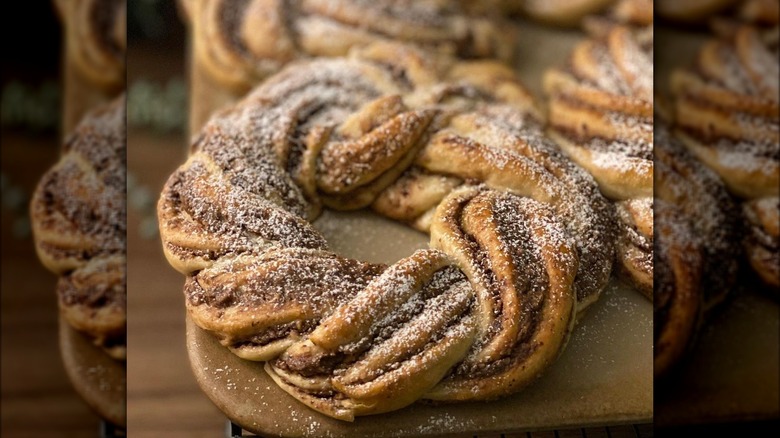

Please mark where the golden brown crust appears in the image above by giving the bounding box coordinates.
[186,248,384,361]
[158,43,614,420]
[31,97,127,360]
[615,198,653,298]
[269,190,577,418]
[671,27,779,199]
[56,0,126,91]
[655,120,741,312]
[544,25,652,298]
[57,255,126,360]
[653,201,703,378]
[372,167,462,231]
[671,26,779,289]
[424,189,577,400]
[188,0,515,93]
[412,107,615,307]
[506,0,654,31]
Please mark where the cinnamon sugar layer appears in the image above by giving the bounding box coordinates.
[30,96,127,360]
[192,0,514,91]
[159,44,614,420]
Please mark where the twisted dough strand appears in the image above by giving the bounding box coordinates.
[55,0,126,91]
[743,197,780,288]
[31,97,127,360]
[186,0,514,92]
[653,201,702,378]
[424,189,577,400]
[671,26,779,289]
[654,119,741,376]
[544,24,653,298]
[159,43,613,420]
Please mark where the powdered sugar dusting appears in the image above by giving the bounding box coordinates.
[675,27,779,187]
[31,96,127,356]
[545,25,653,205]
[159,48,618,420]
[201,0,513,88]
[655,120,741,309]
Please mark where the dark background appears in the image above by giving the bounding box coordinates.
[0,1,88,436]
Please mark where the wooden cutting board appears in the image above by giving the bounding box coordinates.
[59,317,126,427]
[186,210,653,437]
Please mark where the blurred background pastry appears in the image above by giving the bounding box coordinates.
[55,0,126,134]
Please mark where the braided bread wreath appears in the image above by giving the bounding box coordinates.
[158,42,617,421]
[31,96,127,361]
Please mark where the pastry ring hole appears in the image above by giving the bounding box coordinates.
[313,209,429,266]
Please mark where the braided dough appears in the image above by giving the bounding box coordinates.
[54,0,125,134]
[653,200,702,378]
[671,26,779,289]
[31,97,127,360]
[158,43,615,420]
[544,23,653,298]
[654,119,742,377]
[183,0,515,93]
[743,197,780,288]
[54,0,126,91]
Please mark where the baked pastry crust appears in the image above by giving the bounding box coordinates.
[671,25,779,289]
[544,24,653,297]
[31,97,127,360]
[653,200,703,378]
[158,43,615,420]
[743,197,780,288]
[54,0,125,91]
[183,0,515,93]
[54,0,125,134]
